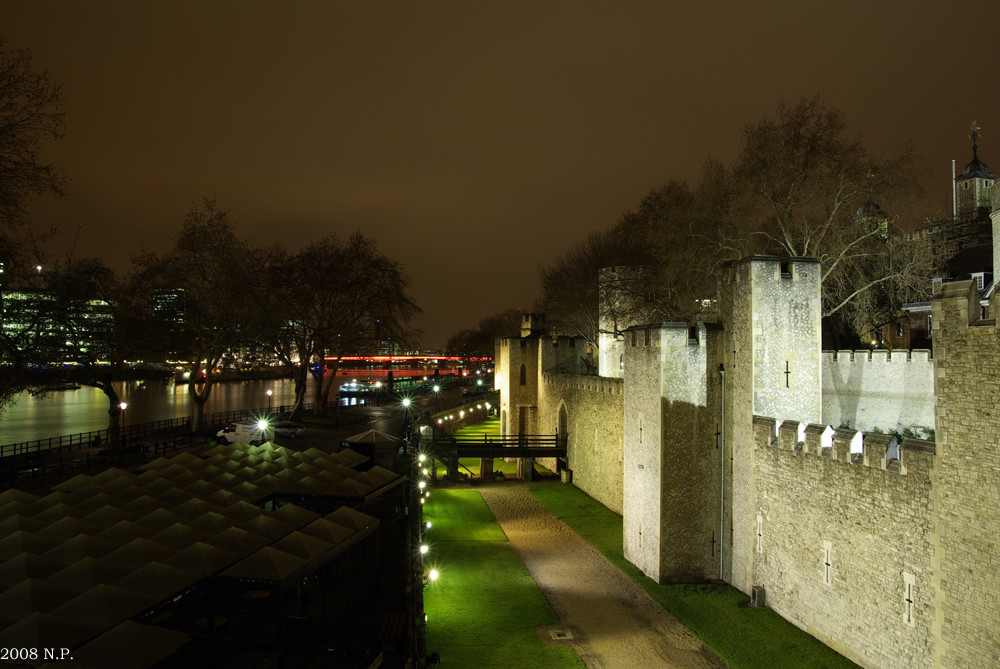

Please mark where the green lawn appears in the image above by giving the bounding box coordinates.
[529,483,860,669]
[422,489,584,668]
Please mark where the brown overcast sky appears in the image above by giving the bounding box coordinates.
[6,1,1000,348]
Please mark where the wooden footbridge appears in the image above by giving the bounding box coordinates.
[418,426,567,482]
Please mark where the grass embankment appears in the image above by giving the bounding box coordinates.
[422,488,584,668]
[529,484,859,669]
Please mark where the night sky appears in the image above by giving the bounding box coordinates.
[6,2,1000,348]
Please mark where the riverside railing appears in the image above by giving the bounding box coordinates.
[0,401,335,460]
[0,392,416,460]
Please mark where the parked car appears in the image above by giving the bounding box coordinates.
[216,420,275,445]
[272,421,305,439]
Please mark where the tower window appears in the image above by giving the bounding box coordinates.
[519,364,527,386]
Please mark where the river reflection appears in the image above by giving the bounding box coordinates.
[0,366,470,445]
[0,376,317,445]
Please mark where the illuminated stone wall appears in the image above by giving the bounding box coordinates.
[929,281,1000,668]
[822,349,934,434]
[539,373,623,513]
[750,418,936,668]
[495,263,1000,668]
[720,256,823,593]
[621,322,724,583]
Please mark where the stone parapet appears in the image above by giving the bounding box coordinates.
[542,373,622,395]
[758,416,935,476]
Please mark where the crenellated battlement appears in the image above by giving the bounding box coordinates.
[753,415,935,477]
[543,372,622,395]
[822,349,933,364]
[821,348,935,433]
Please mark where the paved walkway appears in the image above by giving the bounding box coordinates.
[480,485,727,669]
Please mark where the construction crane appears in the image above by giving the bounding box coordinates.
[66,222,83,266]
[23,224,43,269]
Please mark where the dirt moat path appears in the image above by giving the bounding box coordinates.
[479,484,727,669]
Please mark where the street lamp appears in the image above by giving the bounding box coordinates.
[432,384,440,411]
[119,402,127,448]
[266,389,273,416]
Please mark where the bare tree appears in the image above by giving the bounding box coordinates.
[0,39,66,414]
[0,38,65,227]
[538,180,714,348]
[709,97,940,343]
[538,225,653,346]
[446,308,522,357]
[39,259,158,446]
[263,233,419,417]
[140,198,261,429]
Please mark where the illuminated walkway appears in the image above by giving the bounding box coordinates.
[481,485,725,669]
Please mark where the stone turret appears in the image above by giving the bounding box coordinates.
[956,127,994,220]
[720,256,822,592]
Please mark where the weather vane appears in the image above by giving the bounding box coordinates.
[970,120,981,147]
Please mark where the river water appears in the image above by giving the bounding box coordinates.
[0,366,469,445]
[0,376,320,445]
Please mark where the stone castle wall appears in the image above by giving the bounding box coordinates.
[822,349,935,434]
[540,374,624,513]
[750,417,936,668]
[722,256,823,592]
[496,262,1000,668]
[929,281,1000,668]
[622,326,664,578]
[655,323,723,583]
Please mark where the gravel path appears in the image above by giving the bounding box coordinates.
[480,484,727,669]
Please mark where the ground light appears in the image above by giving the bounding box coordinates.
[420,544,429,554]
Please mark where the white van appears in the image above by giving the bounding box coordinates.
[216,420,275,445]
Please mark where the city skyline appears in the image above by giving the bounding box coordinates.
[6,1,1000,347]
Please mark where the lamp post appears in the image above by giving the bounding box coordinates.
[118,402,127,464]
[119,402,127,445]
[432,384,440,412]
[266,389,273,416]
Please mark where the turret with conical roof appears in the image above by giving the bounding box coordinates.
[956,121,995,219]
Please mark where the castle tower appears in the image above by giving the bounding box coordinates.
[956,121,995,220]
[720,256,822,592]
[496,315,544,440]
[929,280,1000,667]
[622,321,723,583]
